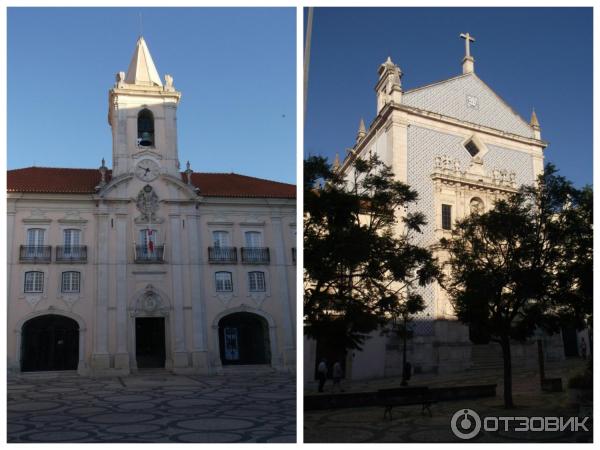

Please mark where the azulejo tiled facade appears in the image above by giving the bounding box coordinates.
[305,36,569,382]
[8,37,296,376]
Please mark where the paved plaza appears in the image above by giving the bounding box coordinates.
[8,369,296,443]
[305,360,592,443]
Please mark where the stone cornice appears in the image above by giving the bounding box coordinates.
[341,100,547,174]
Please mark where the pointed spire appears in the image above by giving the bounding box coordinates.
[356,118,367,143]
[530,108,540,128]
[333,153,341,171]
[530,108,541,139]
[125,36,162,87]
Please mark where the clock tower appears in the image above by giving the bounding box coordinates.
[108,36,182,179]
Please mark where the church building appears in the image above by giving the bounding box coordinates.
[8,37,296,375]
[305,33,569,381]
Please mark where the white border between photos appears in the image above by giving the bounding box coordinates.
[1,1,599,450]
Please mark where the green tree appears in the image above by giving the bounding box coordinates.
[304,153,439,361]
[440,164,592,408]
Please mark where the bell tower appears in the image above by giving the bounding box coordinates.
[108,37,182,178]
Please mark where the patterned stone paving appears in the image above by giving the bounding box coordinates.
[8,369,296,443]
[305,360,592,443]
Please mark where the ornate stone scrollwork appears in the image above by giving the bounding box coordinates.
[135,185,163,223]
[434,154,462,175]
[491,168,517,187]
[132,284,169,316]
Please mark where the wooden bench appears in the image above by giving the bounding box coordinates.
[377,387,435,419]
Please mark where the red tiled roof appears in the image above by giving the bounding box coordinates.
[7,167,296,199]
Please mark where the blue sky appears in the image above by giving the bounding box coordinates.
[8,7,296,184]
[305,7,593,188]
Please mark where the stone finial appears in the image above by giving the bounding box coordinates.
[115,71,126,88]
[164,74,174,91]
[530,108,541,139]
[185,160,193,185]
[376,56,403,113]
[96,158,108,190]
[356,118,367,143]
[460,32,476,74]
[333,153,341,171]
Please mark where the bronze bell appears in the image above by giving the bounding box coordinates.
[139,131,153,147]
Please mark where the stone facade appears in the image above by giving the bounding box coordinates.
[8,37,296,376]
[306,36,567,381]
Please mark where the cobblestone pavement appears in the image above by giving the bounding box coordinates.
[305,360,592,443]
[8,369,296,443]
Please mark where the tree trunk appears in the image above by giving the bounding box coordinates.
[500,336,514,408]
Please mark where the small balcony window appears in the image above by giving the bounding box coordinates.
[241,247,270,264]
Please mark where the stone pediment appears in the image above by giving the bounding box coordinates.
[403,73,534,139]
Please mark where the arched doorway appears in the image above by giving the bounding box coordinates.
[218,312,271,365]
[21,314,79,371]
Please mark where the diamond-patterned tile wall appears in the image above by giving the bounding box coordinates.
[406,125,535,335]
[403,74,534,139]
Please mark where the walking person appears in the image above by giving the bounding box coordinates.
[331,360,344,393]
[317,358,328,393]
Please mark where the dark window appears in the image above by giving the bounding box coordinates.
[464,139,480,157]
[442,204,452,230]
[137,109,154,147]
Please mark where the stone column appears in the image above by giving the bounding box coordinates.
[7,207,17,372]
[91,212,110,370]
[113,214,130,371]
[271,216,295,368]
[169,213,188,368]
[187,214,209,372]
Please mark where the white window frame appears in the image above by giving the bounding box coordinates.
[62,228,81,256]
[24,271,44,293]
[213,230,231,247]
[248,271,266,292]
[215,271,233,292]
[61,271,81,293]
[26,228,46,257]
[244,231,263,248]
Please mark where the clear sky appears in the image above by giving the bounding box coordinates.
[8,7,296,184]
[305,7,593,188]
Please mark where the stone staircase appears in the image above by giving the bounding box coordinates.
[221,364,276,375]
[469,344,505,372]
[470,343,538,373]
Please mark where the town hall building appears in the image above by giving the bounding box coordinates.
[8,37,296,376]
[305,33,573,382]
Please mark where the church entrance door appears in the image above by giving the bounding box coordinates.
[21,314,79,372]
[218,312,270,365]
[135,317,166,368]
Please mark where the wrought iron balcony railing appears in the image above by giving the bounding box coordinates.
[19,245,52,263]
[208,246,237,264]
[56,245,88,263]
[134,244,165,263]
[241,247,270,264]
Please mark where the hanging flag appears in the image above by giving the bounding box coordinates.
[148,229,154,253]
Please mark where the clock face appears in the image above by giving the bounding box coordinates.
[135,159,160,182]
